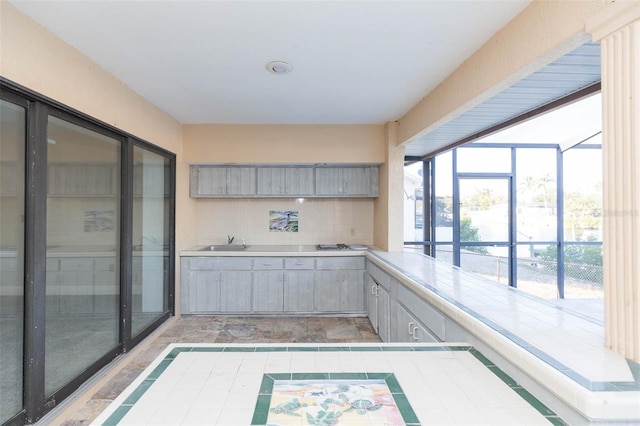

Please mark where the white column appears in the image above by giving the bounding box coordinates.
[587,1,640,362]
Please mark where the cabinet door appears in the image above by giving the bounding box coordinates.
[377,285,391,342]
[395,304,414,343]
[367,276,379,332]
[220,271,252,312]
[284,270,314,312]
[227,167,256,196]
[191,166,227,196]
[315,270,364,312]
[343,167,372,196]
[253,271,284,312]
[314,167,344,195]
[286,167,314,196]
[396,304,438,343]
[256,167,286,196]
[413,319,438,343]
[190,271,221,313]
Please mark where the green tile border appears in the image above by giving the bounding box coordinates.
[470,348,569,425]
[100,344,568,425]
[250,372,421,425]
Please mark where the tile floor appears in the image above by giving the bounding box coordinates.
[49,316,381,425]
[91,343,562,426]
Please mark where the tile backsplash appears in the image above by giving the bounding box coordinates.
[195,198,374,246]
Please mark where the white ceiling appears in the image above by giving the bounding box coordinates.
[9,0,531,125]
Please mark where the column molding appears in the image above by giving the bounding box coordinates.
[587,1,640,362]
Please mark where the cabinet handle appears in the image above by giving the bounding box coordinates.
[411,326,419,341]
[408,322,414,334]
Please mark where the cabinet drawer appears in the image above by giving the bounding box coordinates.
[284,257,314,270]
[397,285,446,341]
[188,257,252,271]
[316,256,365,270]
[367,262,391,290]
[253,258,284,270]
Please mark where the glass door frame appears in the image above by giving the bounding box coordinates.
[453,173,517,287]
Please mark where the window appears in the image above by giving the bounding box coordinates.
[405,93,602,300]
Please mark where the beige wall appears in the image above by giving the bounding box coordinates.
[183,123,385,247]
[183,124,385,164]
[0,2,182,155]
[374,121,405,251]
[0,2,195,250]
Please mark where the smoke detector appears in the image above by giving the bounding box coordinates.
[266,61,293,74]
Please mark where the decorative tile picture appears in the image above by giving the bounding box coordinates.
[84,210,114,232]
[253,373,420,425]
[269,210,299,232]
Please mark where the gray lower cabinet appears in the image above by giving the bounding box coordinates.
[181,255,365,315]
[366,275,391,342]
[181,257,252,313]
[220,271,253,312]
[395,303,438,343]
[366,262,392,342]
[366,259,447,343]
[253,272,284,311]
[283,257,315,312]
[284,270,315,312]
[396,282,446,341]
[315,257,365,313]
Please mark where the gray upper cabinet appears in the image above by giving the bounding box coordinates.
[191,165,227,196]
[227,167,257,196]
[190,165,256,197]
[190,164,378,198]
[256,166,314,196]
[315,166,378,197]
[285,167,315,196]
[256,167,286,196]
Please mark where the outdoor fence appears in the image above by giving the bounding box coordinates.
[404,245,604,299]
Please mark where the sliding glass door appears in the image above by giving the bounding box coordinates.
[0,99,26,425]
[131,146,171,337]
[0,80,175,425]
[45,115,121,396]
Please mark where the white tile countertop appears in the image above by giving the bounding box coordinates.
[366,250,640,424]
[180,244,370,257]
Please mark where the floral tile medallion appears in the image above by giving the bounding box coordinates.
[252,373,419,425]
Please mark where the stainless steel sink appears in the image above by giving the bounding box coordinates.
[200,244,248,251]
